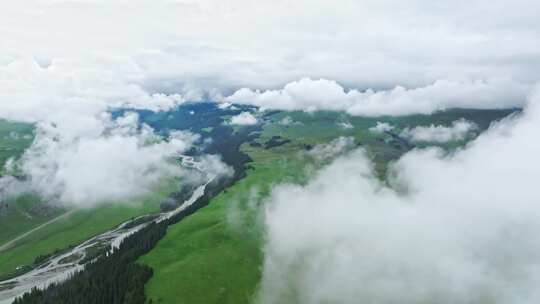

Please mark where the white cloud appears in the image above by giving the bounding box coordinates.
[0,0,538,121]
[369,121,394,134]
[0,175,27,201]
[197,154,234,179]
[306,137,355,161]
[230,112,258,126]
[337,121,353,129]
[226,78,529,116]
[0,58,227,207]
[259,88,540,303]
[218,102,233,109]
[278,116,293,126]
[0,58,188,125]
[0,113,205,207]
[2,0,540,93]
[401,119,478,142]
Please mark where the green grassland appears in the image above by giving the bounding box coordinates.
[0,119,34,175]
[0,120,58,249]
[140,143,309,304]
[260,109,514,175]
[139,108,515,304]
[261,108,514,144]
[0,108,514,299]
[0,180,177,280]
[257,111,407,177]
[0,194,63,246]
[138,112,387,304]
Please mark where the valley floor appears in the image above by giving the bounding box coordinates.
[139,144,308,304]
[0,181,176,280]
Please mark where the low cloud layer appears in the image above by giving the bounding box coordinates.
[230,112,258,126]
[1,112,213,207]
[260,89,540,303]
[0,58,188,125]
[401,119,478,142]
[226,78,528,116]
[0,59,231,207]
[369,122,394,134]
[305,137,355,161]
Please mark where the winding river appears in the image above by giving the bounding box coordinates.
[0,156,215,304]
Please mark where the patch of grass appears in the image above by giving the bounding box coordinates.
[0,180,177,279]
[0,195,64,246]
[0,119,34,174]
[139,146,309,304]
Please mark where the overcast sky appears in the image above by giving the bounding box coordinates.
[1,0,539,113]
